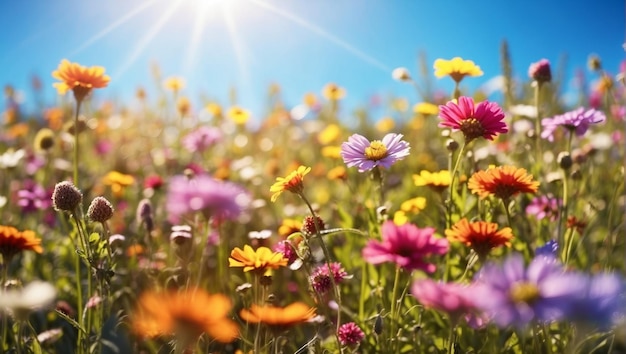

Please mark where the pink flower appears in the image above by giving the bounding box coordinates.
[528,59,552,83]
[337,322,365,347]
[362,221,448,272]
[438,96,508,142]
[411,278,476,321]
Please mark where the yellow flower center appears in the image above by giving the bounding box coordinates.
[364,141,388,161]
[509,282,540,304]
[460,118,485,142]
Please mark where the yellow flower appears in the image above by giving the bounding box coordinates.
[393,210,409,225]
[206,102,222,116]
[317,124,341,145]
[177,96,191,116]
[414,102,439,116]
[413,170,451,192]
[391,98,409,112]
[327,166,347,180]
[163,76,185,93]
[270,165,311,202]
[228,245,288,274]
[102,171,135,198]
[278,218,302,238]
[322,83,346,101]
[227,106,251,125]
[52,59,110,101]
[33,128,55,152]
[321,146,342,159]
[400,197,427,214]
[303,92,318,108]
[433,57,483,83]
[239,302,316,327]
[376,117,395,133]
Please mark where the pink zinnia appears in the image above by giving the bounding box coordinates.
[438,96,508,142]
[362,221,448,272]
[411,278,477,322]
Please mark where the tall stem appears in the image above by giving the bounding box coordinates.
[73,99,83,187]
[447,142,467,229]
[1,261,8,351]
[534,82,543,168]
[389,266,402,354]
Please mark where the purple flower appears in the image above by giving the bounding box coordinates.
[472,254,586,328]
[310,262,349,295]
[362,221,448,272]
[568,273,626,329]
[535,240,559,259]
[337,322,365,347]
[17,180,51,213]
[166,174,250,224]
[341,133,410,172]
[541,107,606,142]
[411,278,477,322]
[525,194,560,221]
[182,126,222,153]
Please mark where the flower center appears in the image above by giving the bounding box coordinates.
[460,118,485,141]
[509,281,540,304]
[364,141,388,161]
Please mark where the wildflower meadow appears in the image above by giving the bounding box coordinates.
[1,32,625,354]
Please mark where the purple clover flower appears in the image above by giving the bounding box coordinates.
[182,126,222,153]
[541,107,606,142]
[310,262,349,295]
[340,133,410,172]
[166,174,250,224]
[472,253,587,328]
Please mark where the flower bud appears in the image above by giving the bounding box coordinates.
[588,55,602,72]
[392,67,412,82]
[445,139,459,152]
[52,181,82,212]
[302,215,325,236]
[528,59,552,83]
[87,196,114,223]
[557,152,573,170]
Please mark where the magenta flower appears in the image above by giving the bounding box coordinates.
[337,322,365,347]
[438,96,508,142]
[525,194,560,221]
[310,262,349,295]
[472,253,587,328]
[273,240,298,266]
[17,180,52,213]
[528,59,552,83]
[411,278,477,322]
[541,107,606,142]
[166,174,250,223]
[340,133,410,172]
[362,221,448,272]
[182,126,222,153]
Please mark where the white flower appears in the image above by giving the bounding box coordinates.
[0,149,25,169]
[392,67,412,82]
[0,281,57,318]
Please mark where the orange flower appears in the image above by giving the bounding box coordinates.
[228,245,288,274]
[132,288,238,343]
[446,218,513,257]
[52,59,110,101]
[468,166,539,200]
[239,302,316,327]
[322,83,346,101]
[0,225,43,261]
[269,165,311,202]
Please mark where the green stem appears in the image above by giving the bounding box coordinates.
[558,171,570,257]
[534,82,542,167]
[389,266,401,354]
[502,198,513,228]
[358,261,367,321]
[1,261,8,351]
[447,142,467,229]
[73,99,83,187]
[447,324,456,354]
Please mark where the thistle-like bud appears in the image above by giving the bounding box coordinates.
[87,196,114,223]
[136,198,154,233]
[445,139,459,152]
[528,59,552,83]
[52,181,82,212]
[557,152,573,170]
[302,215,325,236]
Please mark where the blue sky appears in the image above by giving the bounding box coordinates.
[1,0,624,122]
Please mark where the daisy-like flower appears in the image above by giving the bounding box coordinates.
[411,278,477,322]
[166,174,250,223]
[278,218,303,238]
[0,225,43,262]
[362,221,448,272]
[433,57,483,83]
[228,245,288,275]
[468,165,539,201]
[541,107,606,142]
[132,288,238,343]
[340,133,410,173]
[163,76,185,93]
[239,302,316,327]
[322,83,346,101]
[472,253,587,328]
[445,218,513,258]
[182,126,222,153]
[228,106,251,125]
[438,96,508,142]
[413,170,452,192]
[102,171,135,198]
[52,59,110,101]
[0,281,57,320]
[270,165,311,202]
[414,102,439,116]
[526,195,561,221]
